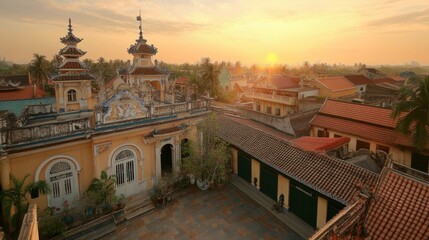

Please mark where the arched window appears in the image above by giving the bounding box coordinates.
[46,160,78,209]
[113,148,137,197]
[67,89,77,102]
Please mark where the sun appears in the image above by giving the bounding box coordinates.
[266,53,278,65]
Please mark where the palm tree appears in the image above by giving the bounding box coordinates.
[392,76,429,150]
[86,171,116,213]
[201,60,221,98]
[0,174,50,237]
[28,53,49,87]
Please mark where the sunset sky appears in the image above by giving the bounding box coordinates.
[0,0,428,66]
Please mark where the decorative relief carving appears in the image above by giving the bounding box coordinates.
[94,141,111,157]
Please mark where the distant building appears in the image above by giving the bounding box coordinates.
[310,99,429,173]
[312,76,355,99]
[0,74,46,100]
[343,75,373,95]
[358,67,384,80]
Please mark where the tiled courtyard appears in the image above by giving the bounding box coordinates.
[101,184,303,240]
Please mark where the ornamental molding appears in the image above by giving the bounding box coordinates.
[94,141,111,157]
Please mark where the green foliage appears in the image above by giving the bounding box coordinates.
[38,209,67,239]
[217,90,238,104]
[392,76,429,150]
[0,174,50,238]
[28,53,50,87]
[85,171,116,213]
[181,113,232,186]
[44,84,55,96]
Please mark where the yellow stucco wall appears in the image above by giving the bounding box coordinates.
[251,159,260,188]
[277,175,290,208]
[311,126,415,169]
[317,197,328,229]
[3,117,203,210]
[232,148,238,174]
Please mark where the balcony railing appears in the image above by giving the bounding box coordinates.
[17,104,56,127]
[8,118,90,144]
[245,92,297,105]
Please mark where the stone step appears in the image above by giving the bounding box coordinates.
[74,222,116,240]
[125,202,155,220]
[124,195,155,221]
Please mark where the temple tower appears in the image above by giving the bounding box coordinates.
[52,18,95,113]
[124,12,169,102]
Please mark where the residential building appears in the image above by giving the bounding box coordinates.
[311,76,355,99]
[311,163,429,240]
[310,99,429,173]
[219,114,377,230]
[343,74,373,95]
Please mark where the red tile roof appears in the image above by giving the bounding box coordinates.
[311,114,411,147]
[0,86,45,100]
[315,76,355,92]
[130,67,165,75]
[176,77,189,85]
[372,77,396,84]
[219,115,377,204]
[365,170,429,240]
[52,73,95,81]
[60,47,86,56]
[271,75,300,89]
[292,136,350,152]
[59,61,86,69]
[128,43,158,55]
[343,75,374,85]
[318,100,397,128]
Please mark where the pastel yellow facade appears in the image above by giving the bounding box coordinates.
[316,197,328,229]
[251,159,260,188]
[277,175,290,208]
[311,127,414,169]
[0,117,203,210]
[312,81,355,99]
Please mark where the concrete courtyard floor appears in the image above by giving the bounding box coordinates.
[101,184,303,240]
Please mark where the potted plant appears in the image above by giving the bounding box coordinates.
[112,194,126,210]
[86,171,117,214]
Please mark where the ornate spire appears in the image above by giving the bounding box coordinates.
[68,18,73,34]
[136,10,144,42]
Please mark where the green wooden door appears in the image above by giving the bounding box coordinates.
[238,151,252,183]
[260,165,278,201]
[327,201,344,222]
[289,182,317,229]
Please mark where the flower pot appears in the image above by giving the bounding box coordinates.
[196,178,210,191]
[189,174,196,185]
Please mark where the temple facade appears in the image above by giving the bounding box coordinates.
[0,18,210,211]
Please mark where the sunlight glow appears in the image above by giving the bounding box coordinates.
[266,53,278,65]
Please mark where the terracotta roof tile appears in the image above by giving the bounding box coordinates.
[365,170,429,240]
[311,114,415,148]
[318,99,397,128]
[343,75,374,85]
[315,76,355,92]
[291,136,350,152]
[52,73,95,81]
[176,77,189,85]
[59,61,85,69]
[373,77,397,84]
[130,67,165,75]
[219,115,377,204]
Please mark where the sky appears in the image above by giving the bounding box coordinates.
[0,0,428,66]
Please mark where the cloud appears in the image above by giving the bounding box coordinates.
[366,8,429,28]
[0,0,208,35]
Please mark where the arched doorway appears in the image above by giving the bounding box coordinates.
[113,148,138,197]
[46,160,78,209]
[161,144,173,176]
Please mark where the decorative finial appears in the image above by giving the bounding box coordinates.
[68,18,73,33]
[136,10,143,40]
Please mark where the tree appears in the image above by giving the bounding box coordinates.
[28,53,50,87]
[86,171,116,213]
[0,174,50,238]
[392,76,429,150]
[200,60,221,97]
[181,113,231,188]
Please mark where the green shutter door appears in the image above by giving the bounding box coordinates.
[238,151,252,183]
[289,182,317,229]
[259,165,278,201]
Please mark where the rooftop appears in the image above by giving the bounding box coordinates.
[315,76,355,92]
[219,115,377,205]
[343,75,374,85]
[291,136,350,152]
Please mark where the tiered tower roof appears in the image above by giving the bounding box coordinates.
[52,18,95,81]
